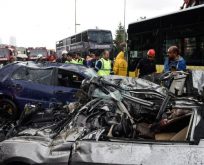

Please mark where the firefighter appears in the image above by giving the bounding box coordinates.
[164,46,186,72]
[135,49,157,78]
[113,45,128,76]
[95,50,113,76]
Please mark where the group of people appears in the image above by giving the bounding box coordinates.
[136,45,186,78]
[57,48,128,77]
[58,45,186,78]
[6,44,185,77]
[4,44,187,78]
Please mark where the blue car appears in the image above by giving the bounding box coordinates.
[0,61,97,119]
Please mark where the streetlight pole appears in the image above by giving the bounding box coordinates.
[124,0,126,42]
[75,0,80,34]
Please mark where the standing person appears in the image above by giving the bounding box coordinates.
[86,54,92,62]
[76,53,86,65]
[67,53,78,64]
[86,53,93,67]
[56,50,68,63]
[113,45,128,76]
[65,53,73,64]
[164,46,186,72]
[135,49,157,78]
[95,50,113,76]
[87,53,100,68]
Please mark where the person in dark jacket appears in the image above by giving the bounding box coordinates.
[135,49,157,78]
[87,53,100,68]
[56,50,68,63]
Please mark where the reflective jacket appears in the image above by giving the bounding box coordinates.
[65,59,78,64]
[69,59,78,64]
[113,51,128,76]
[77,58,84,65]
[97,58,112,76]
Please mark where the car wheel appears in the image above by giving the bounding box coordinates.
[0,99,18,120]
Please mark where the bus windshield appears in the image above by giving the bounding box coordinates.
[30,49,48,57]
[88,31,112,44]
[0,48,9,57]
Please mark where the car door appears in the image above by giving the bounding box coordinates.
[71,140,204,165]
[52,68,84,104]
[70,109,204,165]
[8,66,56,110]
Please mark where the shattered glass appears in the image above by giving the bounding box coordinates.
[12,67,53,85]
[1,71,204,164]
[192,70,204,95]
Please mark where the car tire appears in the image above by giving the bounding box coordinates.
[0,98,18,120]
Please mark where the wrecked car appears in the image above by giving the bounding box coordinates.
[0,61,97,119]
[0,72,204,165]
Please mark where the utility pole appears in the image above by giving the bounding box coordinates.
[124,0,126,42]
[75,0,80,34]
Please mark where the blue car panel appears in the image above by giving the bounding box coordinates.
[0,61,97,112]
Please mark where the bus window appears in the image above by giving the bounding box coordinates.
[59,41,63,47]
[201,36,204,49]
[163,39,182,58]
[66,38,71,45]
[71,36,76,44]
[76,34,81,42]
[130,50,147,58]
[82,32,88,42]
[129,51,138,58]
[63,39,66,46]
[184,37,196,61]
[201,36,204,65]
[102,31,112,44]
[88,31,98,43]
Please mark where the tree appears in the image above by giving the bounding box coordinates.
[114,22,126,51]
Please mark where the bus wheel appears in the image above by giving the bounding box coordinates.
[0,99,18,120]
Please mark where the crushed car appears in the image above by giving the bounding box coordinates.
[0,71,204,165]
[0,61,97,119]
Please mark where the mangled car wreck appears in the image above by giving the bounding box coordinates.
[1,71,204,165]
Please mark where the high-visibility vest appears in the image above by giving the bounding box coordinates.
[97,58,111,76]
[65,60,70,64]
[77,58,84,65]
[70,59,78,64]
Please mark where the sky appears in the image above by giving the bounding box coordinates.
[0,0,183,48]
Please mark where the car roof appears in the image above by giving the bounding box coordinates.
[13,61,87,70]
[0,61,98,81]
